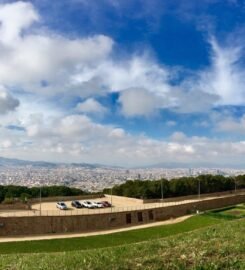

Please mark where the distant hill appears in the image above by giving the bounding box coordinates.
[0,156,118,169]
[0,156,244,169]
[143,161,245,169]
[0,157,58,168]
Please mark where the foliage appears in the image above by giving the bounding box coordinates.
[104,174,245,199]
[0,185,88,203]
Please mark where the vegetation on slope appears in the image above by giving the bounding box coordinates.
[104,174,245,199]
[1,174,244,203]
[0,185,88,203]
[0,218,244,270]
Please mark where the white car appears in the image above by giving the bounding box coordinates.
[56,202,68,210]
[93,202,104,208]
[81,201,95,209]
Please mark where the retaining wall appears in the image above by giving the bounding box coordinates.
[0,194,244,236]
[143,189,245,203]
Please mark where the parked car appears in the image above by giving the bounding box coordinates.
[81,201,96,209]
[71,200,83,208]
[93,202,104,208]
[101,201,112,207]
[56,202,68,210]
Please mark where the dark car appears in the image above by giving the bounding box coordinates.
[101,201,112,207]
[71,200,83,208]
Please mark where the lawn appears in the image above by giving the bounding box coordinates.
[0,214,221,254]
[0,218,244,270]
[207,204,245,219]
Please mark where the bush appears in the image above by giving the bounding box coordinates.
[2,197,14,204]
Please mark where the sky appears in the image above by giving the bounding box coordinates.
[0,0,245,167]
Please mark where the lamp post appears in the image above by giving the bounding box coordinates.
[161,178,163,201]
[234,177,237,193]
[39,185,42,216]
[198,179,201,200]
[110,187,113,213]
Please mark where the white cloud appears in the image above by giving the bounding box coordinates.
[0,1,39,45]
[170,131,187,142]
[0,86,19,114]
[170,87,219,113]
[197,37,245,106]
[0,1,245,166]
[25,114,110,141]
[1,139,12,148]
[216,115,245,134]
[0,34,113,89]
[1,110,245,166]
[118,88,159,117]
[0,2,113,97]
[109,128,126,138]
[76,98,107,115]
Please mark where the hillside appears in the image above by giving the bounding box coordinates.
[0,217,244,269]
[0,156,116,169]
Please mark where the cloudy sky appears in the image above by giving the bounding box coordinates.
[0,0,245,167]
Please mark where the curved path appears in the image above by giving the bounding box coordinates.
[0,215,192,243]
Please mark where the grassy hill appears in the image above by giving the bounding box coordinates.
[0,206,244,269]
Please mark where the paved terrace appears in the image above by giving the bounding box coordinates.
[0,191,244,217]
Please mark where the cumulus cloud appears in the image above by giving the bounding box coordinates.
[118,88,160,117]
[170,87,220,113]
[109,128,126,139]
[216,115,245,134]
[1,2,244,118]
[0,1,39,44]
[2,108,245,166]
[76,98,107,115]
[0,87,19,114]
[0,1,245,166]
[0,1,113,97]
[25,114,110,141]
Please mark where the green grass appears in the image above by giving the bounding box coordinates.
[206,205,245,220]
[0,218,244,270]
[0,215,221,254]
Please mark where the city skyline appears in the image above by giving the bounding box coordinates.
[0,1,245,167]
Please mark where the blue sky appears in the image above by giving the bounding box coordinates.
[0,0,245,167]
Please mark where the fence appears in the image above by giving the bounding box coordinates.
[30,194,103,204]
[143,188,245,203]
[1,192,244,217]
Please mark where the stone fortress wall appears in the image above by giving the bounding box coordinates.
[0,193,244,236]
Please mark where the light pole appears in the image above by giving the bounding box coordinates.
[234,177,237,193]
[198,179,201,200]
[110,187,113,213]
[161,178,163,201]
[39,185,42,216]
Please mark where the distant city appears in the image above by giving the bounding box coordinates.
[0,157,244,192]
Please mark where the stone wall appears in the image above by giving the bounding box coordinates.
[143,189,245,204]
[0,194,244,237]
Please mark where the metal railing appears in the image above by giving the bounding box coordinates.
[1,192,244,217]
